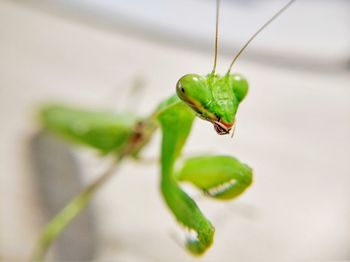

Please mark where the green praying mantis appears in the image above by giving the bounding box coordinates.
[32,0,296,259]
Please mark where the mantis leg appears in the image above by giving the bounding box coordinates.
[39,105,138,154]
[39,104,157,157]
[157,100,215,255]
[176,155,253,200]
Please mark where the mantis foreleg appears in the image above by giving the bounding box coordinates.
[157,100,215,255]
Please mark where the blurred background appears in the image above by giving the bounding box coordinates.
[0,0,349,261]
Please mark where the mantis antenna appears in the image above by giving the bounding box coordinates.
[227,0,296,74]
[211,0,221,74]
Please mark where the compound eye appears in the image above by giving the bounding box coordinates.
[176,81,186,94]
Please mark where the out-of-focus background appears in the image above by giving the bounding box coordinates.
[0,0,349,261]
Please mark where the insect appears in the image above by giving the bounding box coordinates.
[33,0,296,260]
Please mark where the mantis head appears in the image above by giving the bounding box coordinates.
[176,73,248,135]
[175,0,295,135]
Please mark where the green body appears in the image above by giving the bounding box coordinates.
[32,0,298,255]
[34,73,252,259]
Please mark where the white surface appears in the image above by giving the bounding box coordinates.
[18,0,350,70]
[0,0,350,260]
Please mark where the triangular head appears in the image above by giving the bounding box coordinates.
[176,0,295,135]
[176,73,248,135]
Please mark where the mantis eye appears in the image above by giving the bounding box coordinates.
[179,85,185,93]
[176,74,203,100]
[176,80,186,96]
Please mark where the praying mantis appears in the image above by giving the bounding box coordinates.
[33,0,296,260]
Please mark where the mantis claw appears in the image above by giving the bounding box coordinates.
[176,155,252,200]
